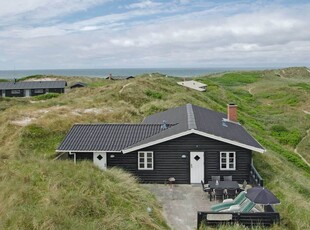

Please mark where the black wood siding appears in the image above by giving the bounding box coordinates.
[69,152,93,161]
[107,134,252,184]
[31,89,46,96]
[108,151,190,183]
[48,88,64,93]
[5,89,24,97]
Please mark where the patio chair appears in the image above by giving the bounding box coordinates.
[214,188,224,201]
[201,180,211,200]
[226,188,237,199]
[211,191,246,212]
[223,176,232,181]
[220,198,256,213]
[201,180,210,192]
[211,176,220,181]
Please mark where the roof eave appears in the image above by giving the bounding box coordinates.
[122,129,265,154]
[56,149,122,153]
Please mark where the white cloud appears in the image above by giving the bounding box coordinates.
[0,0,109,26]
[126,0,162,9]
[0,1,309,69]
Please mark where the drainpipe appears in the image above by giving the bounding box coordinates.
[69,151,76,164]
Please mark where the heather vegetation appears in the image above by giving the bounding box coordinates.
[0,67,309,229]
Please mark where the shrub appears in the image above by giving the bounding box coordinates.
[270,125,302,147]
[145,90,163,99]
[34,93,60,100]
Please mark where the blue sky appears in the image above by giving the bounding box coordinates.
[0,0,309,70]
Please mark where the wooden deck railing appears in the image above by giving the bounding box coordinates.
[250,164,264,187]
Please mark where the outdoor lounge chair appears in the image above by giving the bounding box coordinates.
[211,191,246,212]
[219,198,256,213]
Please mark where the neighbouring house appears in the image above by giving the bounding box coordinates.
[57,104,265,184]
[177,80,207,91]
[105,74,134,80]
[70,82,87,89]
[0,80,67,97]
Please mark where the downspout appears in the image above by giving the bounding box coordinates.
[69,151,76,164]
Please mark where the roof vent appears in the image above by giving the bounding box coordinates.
[161,120,168,130]
[222,120,228,127]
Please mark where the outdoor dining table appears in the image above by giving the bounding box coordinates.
[208,180,240,189]
[207,181,240,201]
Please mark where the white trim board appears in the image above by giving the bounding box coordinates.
[123,129,265,154]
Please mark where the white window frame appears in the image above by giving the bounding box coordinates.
[11,89,20,94]
[220,151,236,170]
[138,151,153,170]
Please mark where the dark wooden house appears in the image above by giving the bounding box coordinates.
[105,74,134,80]
[70,82,87,89]
[0,80,67,97]
[57,104,265,184]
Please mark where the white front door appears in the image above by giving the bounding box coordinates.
[190,152,204,183]
[93,152,107,170]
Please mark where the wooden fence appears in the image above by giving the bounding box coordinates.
[197,206,280,228]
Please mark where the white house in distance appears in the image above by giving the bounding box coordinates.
[177,80,207,92]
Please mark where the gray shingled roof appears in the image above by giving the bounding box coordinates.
[57,104,265,153]
[0,81,67,90]
[57,124,174,152]
[124,104,264,152]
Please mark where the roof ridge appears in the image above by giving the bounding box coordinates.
[186,104,197,130]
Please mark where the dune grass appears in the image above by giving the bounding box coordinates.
[0,68,309,229]
[0,160,168,230]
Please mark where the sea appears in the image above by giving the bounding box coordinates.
[0,67,265,79]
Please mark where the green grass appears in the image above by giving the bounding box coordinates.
[34,93,60,100]
[0,68,309,229]
[145,90,163,99]
[0,160,168,230]
[210,72,261,86]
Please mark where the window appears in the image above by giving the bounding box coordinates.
[11,90,20,94]
[34,89,44,93]
[220,152,236,170]
[138,151,153,170]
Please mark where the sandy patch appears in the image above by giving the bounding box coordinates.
[303,110,310,114]
[84,108,103,114]
[71,107,113,116]
[10,106,68,126]
[119,83,133,93]
[11,117,34,126]
[25,78,64,82]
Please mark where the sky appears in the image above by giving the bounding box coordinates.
[0,0,309,70]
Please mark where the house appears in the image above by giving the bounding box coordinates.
[70,82,87,89]
[0,80,67,97]
[57,104,265,184]
[105,74,134,80]
[177,80,207,91]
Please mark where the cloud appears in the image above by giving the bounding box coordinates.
[126,0,162,9]
[0,0,109,26]
[0,1,309,69]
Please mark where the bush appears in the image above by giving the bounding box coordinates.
[34,93,60,100]
[270,125,302,147]
[145,90,163,99]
